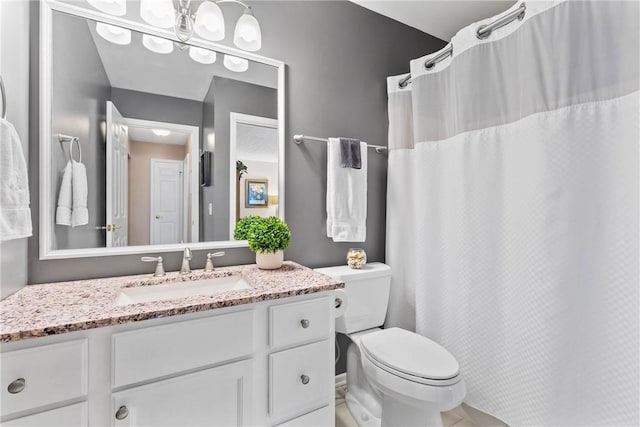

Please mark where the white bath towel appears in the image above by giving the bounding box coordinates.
[71,160,88,227]
[56,161,73,226]
[326,138,367,242]
[0,117,32,242]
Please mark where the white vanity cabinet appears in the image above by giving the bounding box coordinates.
[0,292,335,427]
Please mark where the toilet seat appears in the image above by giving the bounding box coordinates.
[360,328,461,386]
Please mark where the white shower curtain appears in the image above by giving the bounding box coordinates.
[386,1,639,425]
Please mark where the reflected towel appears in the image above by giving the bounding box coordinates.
[326,138,367,242]
[71,160,88,227]
[56,161,73,226]
[0,117,32,241]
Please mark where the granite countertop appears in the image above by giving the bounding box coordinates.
[0,261,344,343]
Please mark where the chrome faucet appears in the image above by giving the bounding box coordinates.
[180,247,192,274]
[204,252,225,272]
[141,256,165,277]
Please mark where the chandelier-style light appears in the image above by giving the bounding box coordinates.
[171,0,262,51]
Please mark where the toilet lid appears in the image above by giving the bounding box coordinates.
[360,328,460,381]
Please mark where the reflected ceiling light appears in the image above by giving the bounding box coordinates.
[140,0,175,29]
[87,0,126,16]
[194,1,225,41]
[96,22,131,45]
[189,46,217,64]
[142,34,174,54]
[152,129,171,136]
[223,54,249,72]
[173,0,262,51]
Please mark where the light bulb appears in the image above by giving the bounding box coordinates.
[233,8,261,51]
[223,54,249,72]
[142,34,174,54]
[152,129,171,136]
[87,0,126,16]
[189,47,217,64]
[96,22,131,45]
[194,1,225,41]
[175,11,194,42]
[140,0,175,29]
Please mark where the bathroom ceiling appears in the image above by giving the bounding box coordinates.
[351,1,518,41]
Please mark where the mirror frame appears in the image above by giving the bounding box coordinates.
[39,0,286,260]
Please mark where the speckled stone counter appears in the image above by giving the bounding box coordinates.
[0,261,343,343]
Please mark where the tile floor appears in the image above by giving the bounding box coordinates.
[335,385,477,427]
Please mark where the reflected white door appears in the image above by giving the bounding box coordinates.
[106,101,128,247]
[150,159,183,245]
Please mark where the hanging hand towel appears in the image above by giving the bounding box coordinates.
[0,118,32,242]
[56,161,73,226]
[71,160,88,227]
[326,137,367,242]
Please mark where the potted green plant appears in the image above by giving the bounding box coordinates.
[234,216,291,269]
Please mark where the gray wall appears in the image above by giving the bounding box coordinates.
[0,0,30,299]
[51,11,110,250]
[207,77,277,241]
[27,2,444,296]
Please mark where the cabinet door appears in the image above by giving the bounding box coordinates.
[112,360,251,427]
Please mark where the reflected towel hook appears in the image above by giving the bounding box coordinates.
[58,134,82,163]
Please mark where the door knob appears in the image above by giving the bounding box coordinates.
[155,215,161,219]
[300,374,310,385]
[300,319,310,328]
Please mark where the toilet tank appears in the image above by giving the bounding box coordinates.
[314,263,391,334]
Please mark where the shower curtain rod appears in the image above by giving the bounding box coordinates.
[398,2,526,88]
[293,134,387,153]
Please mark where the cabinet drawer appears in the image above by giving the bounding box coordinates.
[113,310,253,387]
[112,359,252,427]
[2,402,88,427]
[0,340,88,417]
[269,298,330,349]
[269,340,332,420]
[275,405,332,427]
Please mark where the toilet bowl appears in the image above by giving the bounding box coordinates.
[315,264,466,427]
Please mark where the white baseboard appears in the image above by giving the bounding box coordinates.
[335,372,346,387]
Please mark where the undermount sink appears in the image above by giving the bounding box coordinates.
[115,275,252,306]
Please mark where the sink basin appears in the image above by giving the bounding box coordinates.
[115,275,252,306]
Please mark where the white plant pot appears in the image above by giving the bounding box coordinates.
[255,250,284,270]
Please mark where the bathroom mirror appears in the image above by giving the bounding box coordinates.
[39,1,284,259]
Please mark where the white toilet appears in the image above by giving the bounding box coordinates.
[315,263,466,427]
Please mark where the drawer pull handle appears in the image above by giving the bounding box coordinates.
[300,319,310,328]
[7,378,25,394]
[115,405,129,420]
[300,374,310,385]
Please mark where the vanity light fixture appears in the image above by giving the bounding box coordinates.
[96,22,131,45]
[152,129,171,137]
[140,0,175,29]
[189,46,217,64]
[173,0,262,51]
[223,54,249,72]
[86,0,126,16]
[142,34,174,54]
